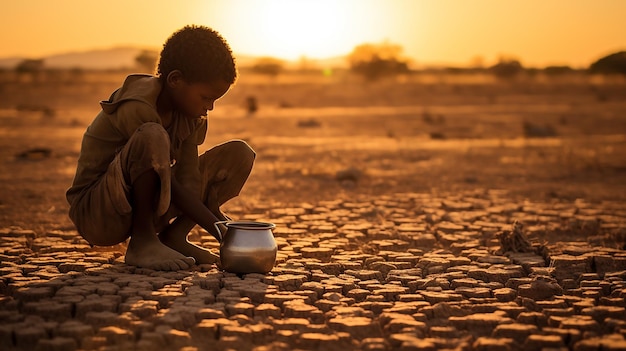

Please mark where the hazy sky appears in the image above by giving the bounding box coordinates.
[1,0,624,67]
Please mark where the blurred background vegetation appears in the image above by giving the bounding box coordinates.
[2,41,625,83]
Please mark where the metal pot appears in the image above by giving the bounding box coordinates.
[214,221,277,274]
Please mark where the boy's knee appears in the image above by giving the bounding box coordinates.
[224,139,256,161]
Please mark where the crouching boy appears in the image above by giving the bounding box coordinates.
[66,25,254,271]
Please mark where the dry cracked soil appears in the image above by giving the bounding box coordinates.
[1,71,626,350]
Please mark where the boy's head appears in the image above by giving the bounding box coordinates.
[158,25,237,84]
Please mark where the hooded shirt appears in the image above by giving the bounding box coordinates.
[66,74,207,209]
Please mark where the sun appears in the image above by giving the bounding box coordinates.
[211,0,385,60]
[256,1,350,59]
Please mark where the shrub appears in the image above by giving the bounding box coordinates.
[489,58,523,79]
[589,51,626,75]
[347,42,410,80]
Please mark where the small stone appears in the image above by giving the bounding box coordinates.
[541,327,582,348]
[226,302,255,318]
[455,287,492,299]
[14,286,55,302]
[84,311,119,329]
[550,254,592,281]
[493,288,517,302]
[472,337,513,351]
[300,247,333,262]
[517,276,562,300]
[136,332,167,350]
[558,316,600,333]
[373,286,409,301]
[436,221,466,233]
[389,334,436,350]
[79,336,107,350]
[283,301,324,323]
[449,311,514,337]
[74,296,118,319]
[476,255,510,264]
[96,326,134,345]
[264,292,308,307]
[492,323,538,344]
[315,299,343,312]
[580,306,626,323]
[254,303,282,319]
[269,274,308,290]
[420,291,463,304]
[162,329,192,349]
[522,334,565,349]
[346,288,371,302]
[429,326,463,338]
[56,321,95,343]
[23,301,72,321]
[35,337,77,351]
[328,317,382,339]
[573,334,626,351]
[191,319,235,342]
[299,332,342,350]
[15,326,47,349]
[215,335,252,350]
[384,317,427,335]
[467,267,524,285]
[361,337,390,351]
[271,318,312,333]
[345,269,384,281]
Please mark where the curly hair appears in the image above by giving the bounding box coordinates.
[157,25,237,84]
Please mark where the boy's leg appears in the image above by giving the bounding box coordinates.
[71,122,194,270]
[120,123,195,270]
[157,180,221,265]
[198,139,256,215]
[158,140,255,263]
[124,168,196,270]
[69,123,171,247]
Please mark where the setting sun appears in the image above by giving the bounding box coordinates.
[205,0,391,60]
[0,0,624,67]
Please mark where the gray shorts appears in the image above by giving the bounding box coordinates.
[69,122,255,246]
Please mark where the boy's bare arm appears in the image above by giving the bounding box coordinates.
[170,177,222,240]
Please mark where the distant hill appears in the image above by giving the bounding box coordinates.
[0,46,157,70]
[0,57,22,69]
[0,47,348,70]
[45,47,156,69]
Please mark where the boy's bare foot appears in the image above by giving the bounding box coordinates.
[125,235,196,271]
[160,236,220,265]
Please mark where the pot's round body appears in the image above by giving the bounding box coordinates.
[218,221,277,274]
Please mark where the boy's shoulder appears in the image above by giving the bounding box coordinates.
[101,74,161,115]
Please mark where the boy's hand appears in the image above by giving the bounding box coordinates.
[171,177,222,238]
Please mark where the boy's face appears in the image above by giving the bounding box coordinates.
[168,72,231,119]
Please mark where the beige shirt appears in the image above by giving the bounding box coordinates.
[66,74,207,207]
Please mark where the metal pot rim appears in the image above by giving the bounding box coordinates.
[224,221,276,230]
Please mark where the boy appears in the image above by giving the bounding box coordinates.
[66,25,255,271]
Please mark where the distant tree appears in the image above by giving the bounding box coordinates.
[348,42,410,80]
[489,57,523,79]
[135,50,159,73]
[15,59,44,74]
[544,65,574,76]
[15,59,45,82]
[589,51,626,75]
[251,57,285,76]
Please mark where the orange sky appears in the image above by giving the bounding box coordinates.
[1,0,625,67]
